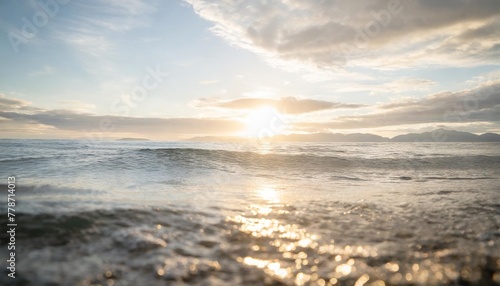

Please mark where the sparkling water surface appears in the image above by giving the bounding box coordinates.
[0,140,499,285]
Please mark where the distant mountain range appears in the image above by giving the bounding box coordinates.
[391,129,500,142]
[116,137,150,141]
[189,129,500,142]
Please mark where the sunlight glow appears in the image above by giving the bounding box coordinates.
[242,106,286,139]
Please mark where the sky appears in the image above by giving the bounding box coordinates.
[0,0,499,140]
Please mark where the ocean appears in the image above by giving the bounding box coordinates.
[0,140,499,285]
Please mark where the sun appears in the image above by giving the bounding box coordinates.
[241,106,286,138]
[257,186,280,203]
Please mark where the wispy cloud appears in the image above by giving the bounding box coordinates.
[58,100,96,113]
[328,78,437,94]
[192,96,366,114]
[0,93,32,111]
[199,80,218,85]
[62,33,113,57]
[29,66,56,77]
[53,0,158,57]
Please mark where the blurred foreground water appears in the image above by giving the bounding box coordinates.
[0,140,499,285]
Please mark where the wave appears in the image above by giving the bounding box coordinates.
[0,155,59,163]
[330,175,368,181]
[423,176,496,181]
[138,148,500,171]
[0,206,213,259]
[395,176,496,181]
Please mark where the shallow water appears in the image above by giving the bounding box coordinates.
[0,140,499,285]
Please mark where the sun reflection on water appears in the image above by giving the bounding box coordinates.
[257,186,281,204]
[223,186,475,285]
[227,202,380,285]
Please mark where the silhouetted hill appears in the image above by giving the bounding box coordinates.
[188,136,243,143]
[272,133,390,142]
[391,129,499,142]
[479,133,500,142]
[117,138,150,141]
[188,129,500,142]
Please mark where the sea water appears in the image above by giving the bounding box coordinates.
[0,140,498,285]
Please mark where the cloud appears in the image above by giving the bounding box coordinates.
[0,94,243,139]
[458,20,500,41]
[0,110,245,139]
[0,93,42,113]
[297,81,500,130]
[62,33,113,57]
[2,78,500,138]
[186,0,500,71]
[58,100,96,113]
[0,94,31,110]
[328,78,437,94]
[0,110,242,134]
[29,66,56,76]
[199,80,219,85]
[192,96,366,114]
[54,0,157,57]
